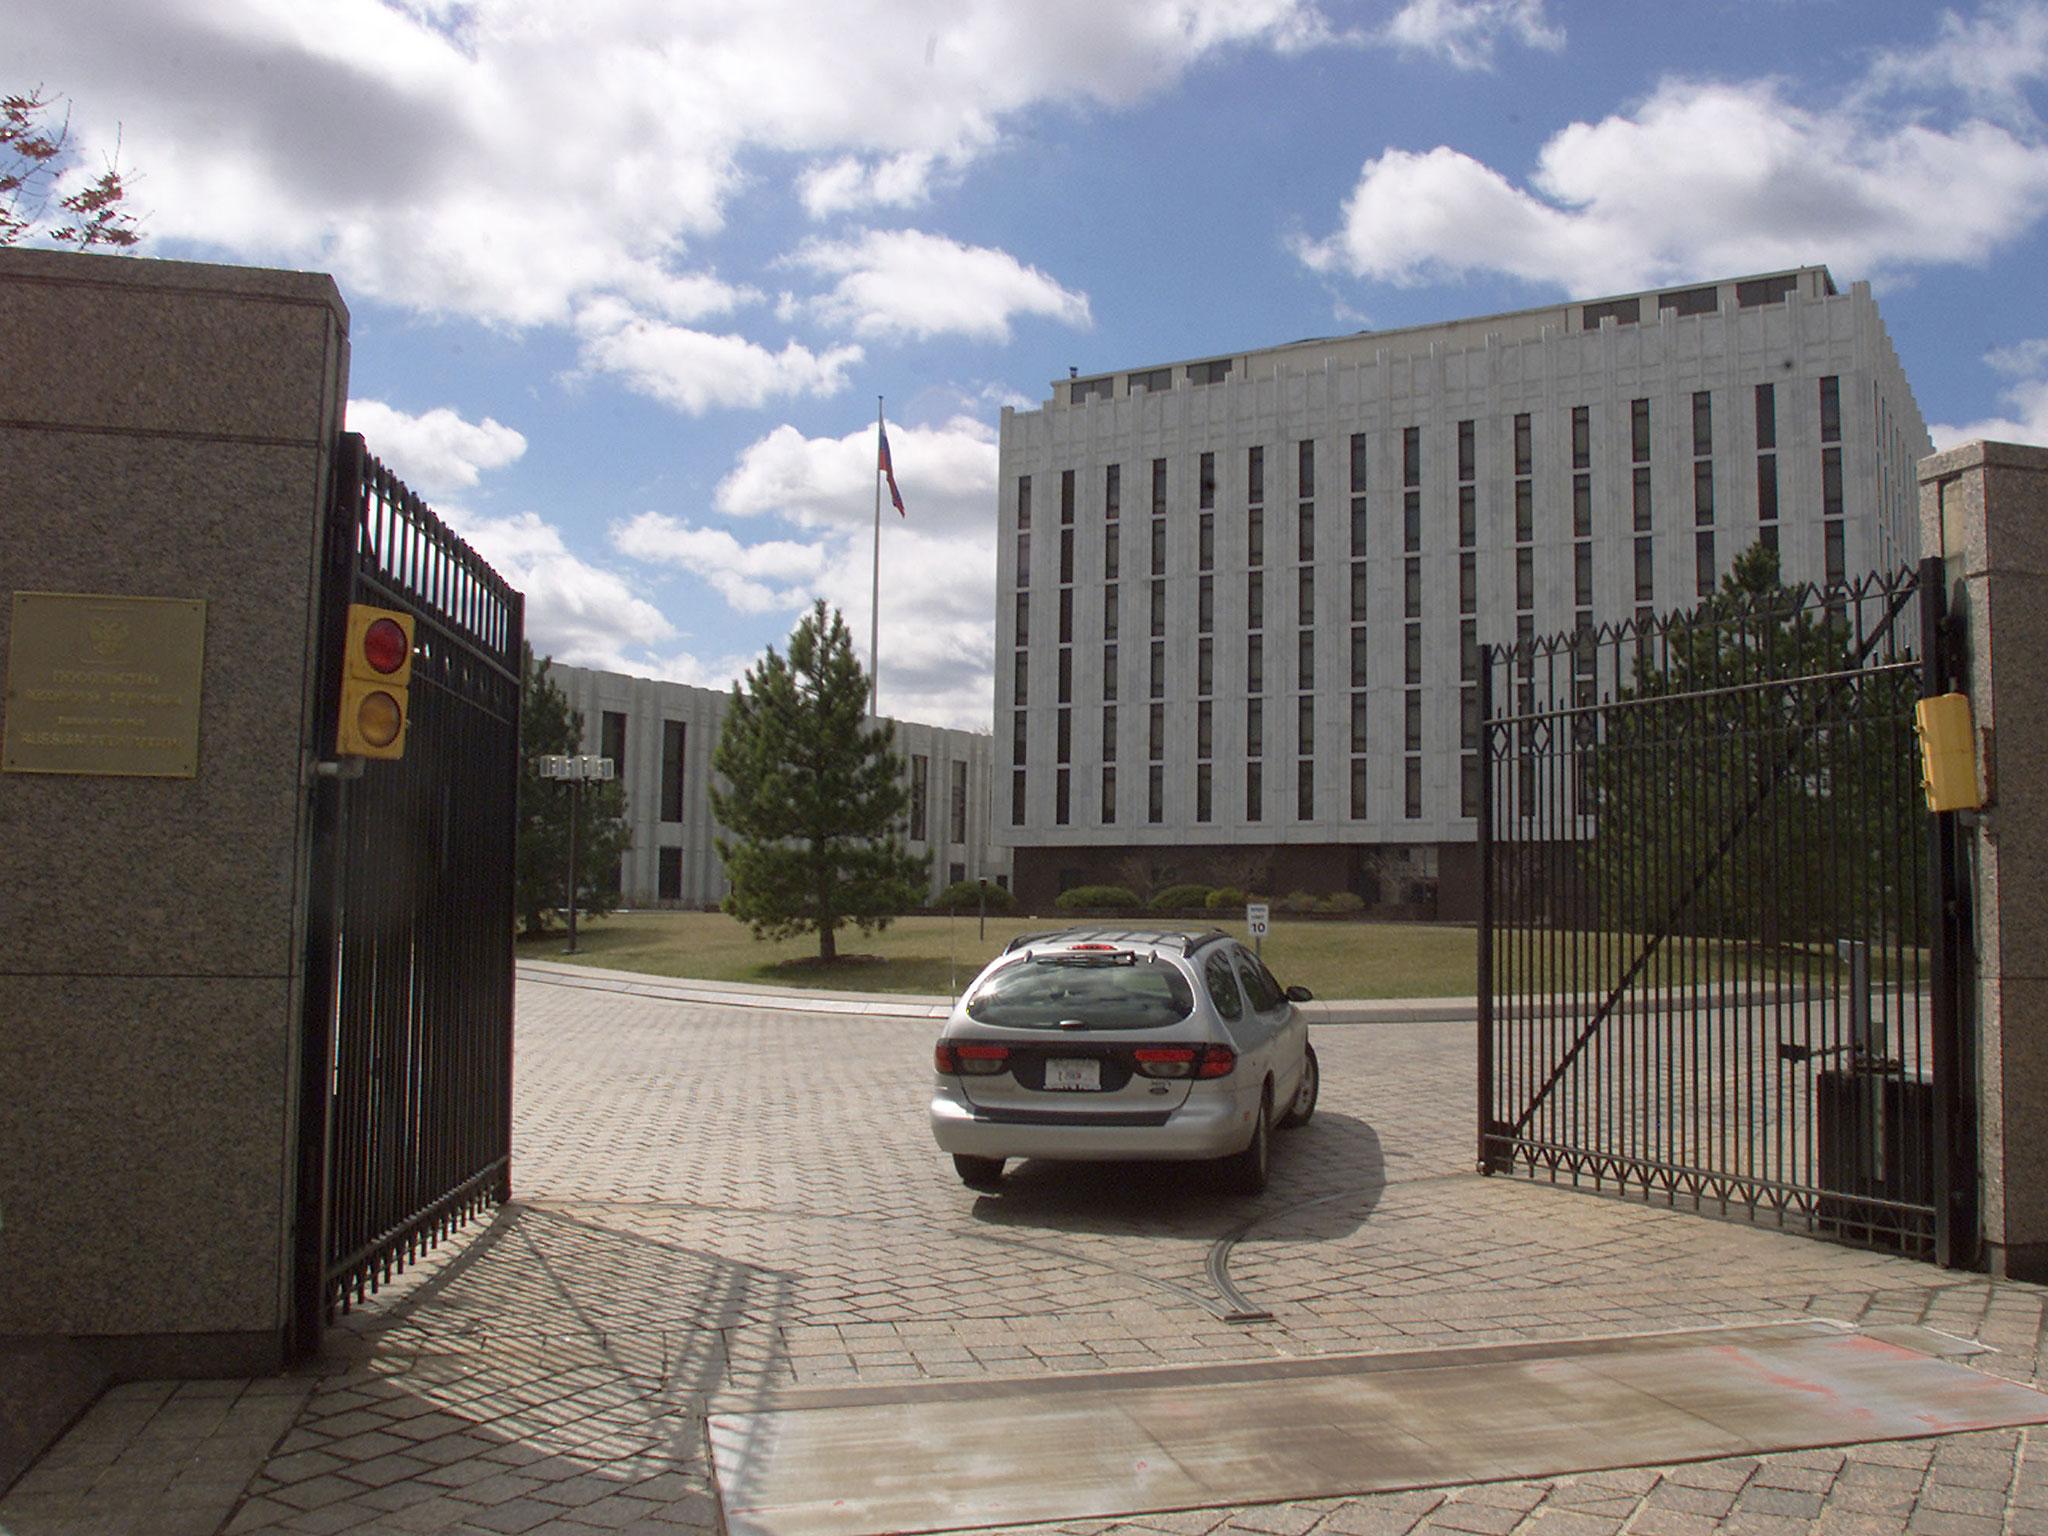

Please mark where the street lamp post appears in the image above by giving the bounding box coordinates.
[536,753,615,954]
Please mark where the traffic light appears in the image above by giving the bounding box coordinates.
[335,603,415,759]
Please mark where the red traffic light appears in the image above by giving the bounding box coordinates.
[361,616,410,675]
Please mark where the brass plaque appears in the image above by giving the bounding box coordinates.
[3,592,207,778]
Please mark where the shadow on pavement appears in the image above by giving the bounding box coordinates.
[960,1111,1388,1246]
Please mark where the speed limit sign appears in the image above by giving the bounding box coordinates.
[1246,902,1270,938]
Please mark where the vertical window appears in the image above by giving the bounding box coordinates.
[1297,629,1315,689]
[1693,461,1714,525]
[1457,419,1476,482]
[1515,480,1533,542]
[1350,626,1368,687]
[1350,758,1368,821]
[1104,463,1120,519]
[1459,553,1476,614]
[1199,514,1214,571]
[1757,456,1779,521]
[1822,447,1843,518]
[1820,376,1841,443]
[1248,445,1264,505]
[1018,475,1032,529]
[1059,588,1073,644]
[1058,648,1072,704]
[1573,475,1592,537]
[911,754,930,840]
[1101,765,1116,824]
[1199,575,1214,633]
[1350,694,1369,752]
[1151,458,1167,515]
[1632,466,1652,530]
[1055,768,1070,826]
[1102,704,1117,762]
[1248,634,1263,694]
[1299,568,1315,625]
[1403,427,1422,487]
[601,710,627,773]
[1248,506,1264,566]
[658,846,683,901]
[1513,414,1532,477]
[1196,763,1212,823]
[1458,484,1476,547]
[1103,588,1118,641]
[1405,759,1422,820]
[1055,711,1070,765]
[1105,522,1120,579]
[1246,760,1262,822]
[1404,692,1422,752]
[1013,710,1027,767]
[1349,432,1368,491]
[1148,764,1163,824]
[1248,570,1264,630]
[1351,563,1368,623]
[1696,531,1716,596]
[1149,640,1164,698]
[1059,527,1074,584]
[1404,558,1422,620]
[1754,383,1776,451]
[1630,399,1650,463]
[1011,769,1026,826]
[1403,492,1421,553]
[1060,469,1075,523]
[1298,439,1315,499]
[1825,519,1846,585]
[1199,451,1216,509]
[1151,519,1165,575]
[951,761,968,843]
[1635,537,1654,602]
[1150,580,1166,637]
[1297,506,1315,563]
[1692,391,1712,457]
[1571,406,1590,470]
[660,719,686,823]
[1246,697,1263,757]
[1297,754,1315,821]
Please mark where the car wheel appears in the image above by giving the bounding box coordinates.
[953,1154,1005,1190]
[1279,1042,1319,1129]
[1219,1091,1270,1195]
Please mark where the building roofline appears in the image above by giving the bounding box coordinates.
[1050,264,1841,397]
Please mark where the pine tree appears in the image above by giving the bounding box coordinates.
[516,644,632,938]
[1585,543,1922,947]
[712,601,928,961]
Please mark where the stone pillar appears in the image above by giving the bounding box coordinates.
[1918,439,2048,1278]
[0,248,350,1374]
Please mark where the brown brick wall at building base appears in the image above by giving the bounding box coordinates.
[1011,842,1483,923]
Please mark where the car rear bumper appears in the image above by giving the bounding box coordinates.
[929,1079,1256,1162]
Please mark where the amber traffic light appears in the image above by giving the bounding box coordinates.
[335,603,415,759]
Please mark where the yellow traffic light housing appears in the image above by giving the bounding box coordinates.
[335,603,415,759]
[1915,692,1982,813]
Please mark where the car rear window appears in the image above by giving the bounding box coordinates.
[965,953,1196,1030]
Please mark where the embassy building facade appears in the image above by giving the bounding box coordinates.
[547,662,1009,910]
[994,266,1932,918]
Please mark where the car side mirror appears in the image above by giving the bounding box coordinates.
[1285,984,1313,1003]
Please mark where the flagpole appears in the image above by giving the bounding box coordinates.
[870,396,882,717]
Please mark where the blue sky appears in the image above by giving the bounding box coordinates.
[18,0,2048,729]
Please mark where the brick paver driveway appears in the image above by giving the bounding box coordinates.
[12,971,2048,1536]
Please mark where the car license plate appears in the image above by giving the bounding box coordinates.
[1044,1057,1101,1091]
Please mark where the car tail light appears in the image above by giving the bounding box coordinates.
[935,1042,1010,1075]
[1194,1044,1236,1079]
[1132,1046,1197,1079]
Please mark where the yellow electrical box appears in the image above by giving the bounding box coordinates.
[1915,692,1982,812]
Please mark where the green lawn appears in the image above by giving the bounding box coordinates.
[521,909,1484,1000]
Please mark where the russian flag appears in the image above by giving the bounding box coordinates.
[879,425,906,516]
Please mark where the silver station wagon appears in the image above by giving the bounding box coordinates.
[928,926,1319,1194]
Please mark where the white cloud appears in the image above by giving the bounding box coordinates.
[612,514,828,613]
[345,399,527,497]
[15,0,1335,327]
[571,299,862,415]
[436,508,678,667]
[1861,0,2048,129]
[1930,338,2048,450]
[797,152,943,219]
[787,228,1092,343]
[1298,75,2048,293]
[715,415,1000,532]
[1382,0,1562,70]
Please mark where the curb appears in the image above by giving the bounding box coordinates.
[515,959,1474,1026]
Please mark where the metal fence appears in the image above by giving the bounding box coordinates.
[1478,557,1971,1263]
[295,434,522,1343]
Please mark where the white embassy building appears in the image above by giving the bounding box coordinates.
[994,266,1932,919]
[545,662,1010,910]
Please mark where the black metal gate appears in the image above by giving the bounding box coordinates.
[293,433,522,1347]
[1478,555,1973,1264]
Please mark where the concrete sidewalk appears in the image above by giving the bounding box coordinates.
[514,957,1480,1025]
